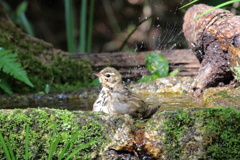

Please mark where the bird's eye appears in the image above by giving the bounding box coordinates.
[105,74,111,78]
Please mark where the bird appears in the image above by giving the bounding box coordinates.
[93,67,160,119]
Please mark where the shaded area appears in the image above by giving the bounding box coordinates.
[0,3,93,94]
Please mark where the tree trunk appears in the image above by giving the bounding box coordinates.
[183,4,240,93]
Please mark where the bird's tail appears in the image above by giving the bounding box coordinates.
[142,105,160,119]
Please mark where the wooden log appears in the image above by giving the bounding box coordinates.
[183,4,240,93]
[70,49,200,79]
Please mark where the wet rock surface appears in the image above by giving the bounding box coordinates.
[0,107,239,159]
[203,87,240,111]
[144,107,240,159]
[0,78,239,159]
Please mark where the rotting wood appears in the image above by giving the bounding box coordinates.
[183,4,240,94]
[70,49,200,79]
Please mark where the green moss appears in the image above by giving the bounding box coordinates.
[162,109,194,158]
[162,108,240,159]
[231,62,240,82]
[200,108,240,159]
[0,18,93,94]
[0,109,106,159]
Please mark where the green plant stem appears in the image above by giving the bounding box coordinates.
[20,14,34,36]
[87,0,95,53]
[58,132,80,160]
[65,137,100,160]
[119,16,152,51]
[193,0,240,20]
[24,125,29,160]
[179,0,199,10]
[79,0,87,53]
[0,133,11,160]
[6,138,16,160]
[48,137,61,160]
[64,0,76,53]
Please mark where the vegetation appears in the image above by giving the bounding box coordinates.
[64,0,95,53]
[0,125,100,160]
[164,108,240,159]
[3,1,34,36]
[0,9,93,94]
[146,107,240,159]
[0,109,105,159]
[0,48,33,94]
[180,0,240,19]
[231,62,240,82]
[138,52,179,82]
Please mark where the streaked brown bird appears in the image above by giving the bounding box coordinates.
[93,67,160,119]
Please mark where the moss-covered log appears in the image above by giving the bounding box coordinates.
[0,108,239,159]
[0,108,136,159]
[144,107,240,159]
[0,3,92,94]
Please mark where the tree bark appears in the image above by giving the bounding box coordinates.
[183,4,240,93]
[70,49,200,79]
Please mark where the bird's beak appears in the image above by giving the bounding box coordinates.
[93,73,102,77]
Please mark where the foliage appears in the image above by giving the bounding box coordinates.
[180,0,240,19]
[0,48,33,94]
[0,14,93,94]
[231,62,240,82]
[64,0,95,53]
[0,109,105,159]
[0,124,100,160]
[138,52,179,82]
[162,108,240,159]
[91,78,101,87]
[3,1,34,36]
[64,0,76,53]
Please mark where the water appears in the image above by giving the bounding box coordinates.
[0,88,202,111]
[141,92,202,111]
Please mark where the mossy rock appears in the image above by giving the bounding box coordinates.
[144,107,240,159]
[0,108,239,159]
[0,13,92,94]
[203,87,240,111]
[0,108,136,159]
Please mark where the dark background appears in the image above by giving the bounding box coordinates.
[3,0,234,53]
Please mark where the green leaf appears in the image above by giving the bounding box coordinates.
[192,0,240,20]
[0,133,11,160]
[169,69,180,77]
[66,136,100,160]
[6,138,16,160]
[138,74,159,82]
[0,49,34,88]
[58,132,80,160]
[179,0,199,10]
[16,1,28,17]
[145,52,169,77]
[91,78,101,86]
[0,78,13,94]
[24,125,30,160]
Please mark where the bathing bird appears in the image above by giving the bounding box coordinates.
[93,67,160,119]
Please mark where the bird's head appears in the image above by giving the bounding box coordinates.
[95,67,122,89]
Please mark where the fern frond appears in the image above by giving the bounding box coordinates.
[0,49,34,88]
[0,78,13,94]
